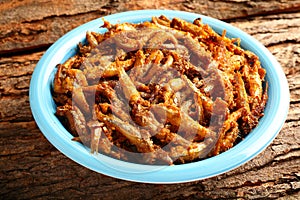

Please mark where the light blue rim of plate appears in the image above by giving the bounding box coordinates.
[29,10,290,184]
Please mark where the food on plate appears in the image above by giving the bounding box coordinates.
[52,15,268,165]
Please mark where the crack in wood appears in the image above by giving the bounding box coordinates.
[274,149,300,161]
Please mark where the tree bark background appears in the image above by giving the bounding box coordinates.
[0,0,299,199]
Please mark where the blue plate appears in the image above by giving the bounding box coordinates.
[29,10,290,183]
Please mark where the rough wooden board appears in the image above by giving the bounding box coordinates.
[0,0,119,54]
[0,1,299,199]
[1,0,300,53]
[125,0,300,19]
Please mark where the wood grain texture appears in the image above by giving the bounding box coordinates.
[0,0,299,199]
[1,0,300,54]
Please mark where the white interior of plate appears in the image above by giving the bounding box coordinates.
[30,10,290,183]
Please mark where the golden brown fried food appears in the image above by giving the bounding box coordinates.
[52,16,268,165]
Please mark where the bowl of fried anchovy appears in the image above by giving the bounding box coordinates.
[30,10,289,183]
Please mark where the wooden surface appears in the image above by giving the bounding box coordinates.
[0,0,299,199]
